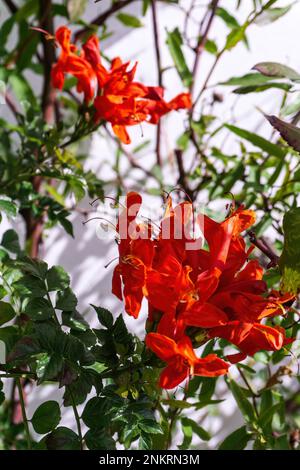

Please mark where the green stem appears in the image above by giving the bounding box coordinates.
[16,378,32,450]
[70,389,83,450]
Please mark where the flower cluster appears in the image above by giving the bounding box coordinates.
[51,26,192,144]
[112,193,294,389]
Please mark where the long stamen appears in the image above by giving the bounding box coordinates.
[82,217,117,231]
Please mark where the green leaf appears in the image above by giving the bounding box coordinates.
[179,417,210,450]
[7,336,41,362]
[225,22,248,50]
[45,427,81,450]
[279,207,300,294]
[0,379,4,406]
[219,425,252,450]
[13,275,47,298]
[82,397,109,430]
[265,114,300,153]
[67,0,88,21]
[220,72,274,87]
[84,429,115,450]
[9,72,36,105]
[46,266,70,292]
[0,301,15,326]
[56,288,77,311]
[225,123,287,158]
[228,379,256,423]
[91,305,113,329]
[31,401,61,435]
[233,83,291,94]
[166,28,192,87]
[255,5,293,26]
[258,403,281,429]
[36,352,64,383]
[0,199,18,218]
[138,419,163,435]
[138,432,152,450]
[25,298,53,321]
[62,310,89,331]
[16,256,48,280]
[1,229,21,254]
[117,13,143,28]
[253,62,300,81]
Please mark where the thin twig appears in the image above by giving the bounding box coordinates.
[190,0,220,98]
[151,0,163,167]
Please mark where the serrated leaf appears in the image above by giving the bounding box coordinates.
[0,301,15,325]
[46,266,70,292]
[31,401,61,435]
[25,297,53,321]
[56,288,77,311]
[91,305,113,329]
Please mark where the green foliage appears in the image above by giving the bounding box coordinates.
[0,0,299,452]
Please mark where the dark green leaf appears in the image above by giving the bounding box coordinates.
[91,304,113,329]
[1,229,21,254]
[46,266,70,292]
[85,429,115,450]
[219,425,252,450]
[56,288,77,311]
[25,297,53,321]
[31,401,61,434]
[0,301,15,326]
[45,427,81,450]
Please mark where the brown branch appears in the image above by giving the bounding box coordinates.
[151,0,163,167]
[174,149,194,201]
[248,230,279,268]
[3,0,17,14]
[190,0,219,98]
[40,0,56,123]
[75,0,135,41]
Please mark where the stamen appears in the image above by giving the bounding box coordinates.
[82,217,117,231]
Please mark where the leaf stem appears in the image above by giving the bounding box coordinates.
[69,389,83,450]
[16,378,32,450]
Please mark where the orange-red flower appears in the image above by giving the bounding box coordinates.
[51,26,192,144]
[112,192,154,318]
[51,26,97,103]
[146,333,229,389]
[109,192,294,388]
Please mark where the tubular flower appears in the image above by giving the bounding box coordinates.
[51,26,192,144]
[146,333,229,389]
[110,193,295,389]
